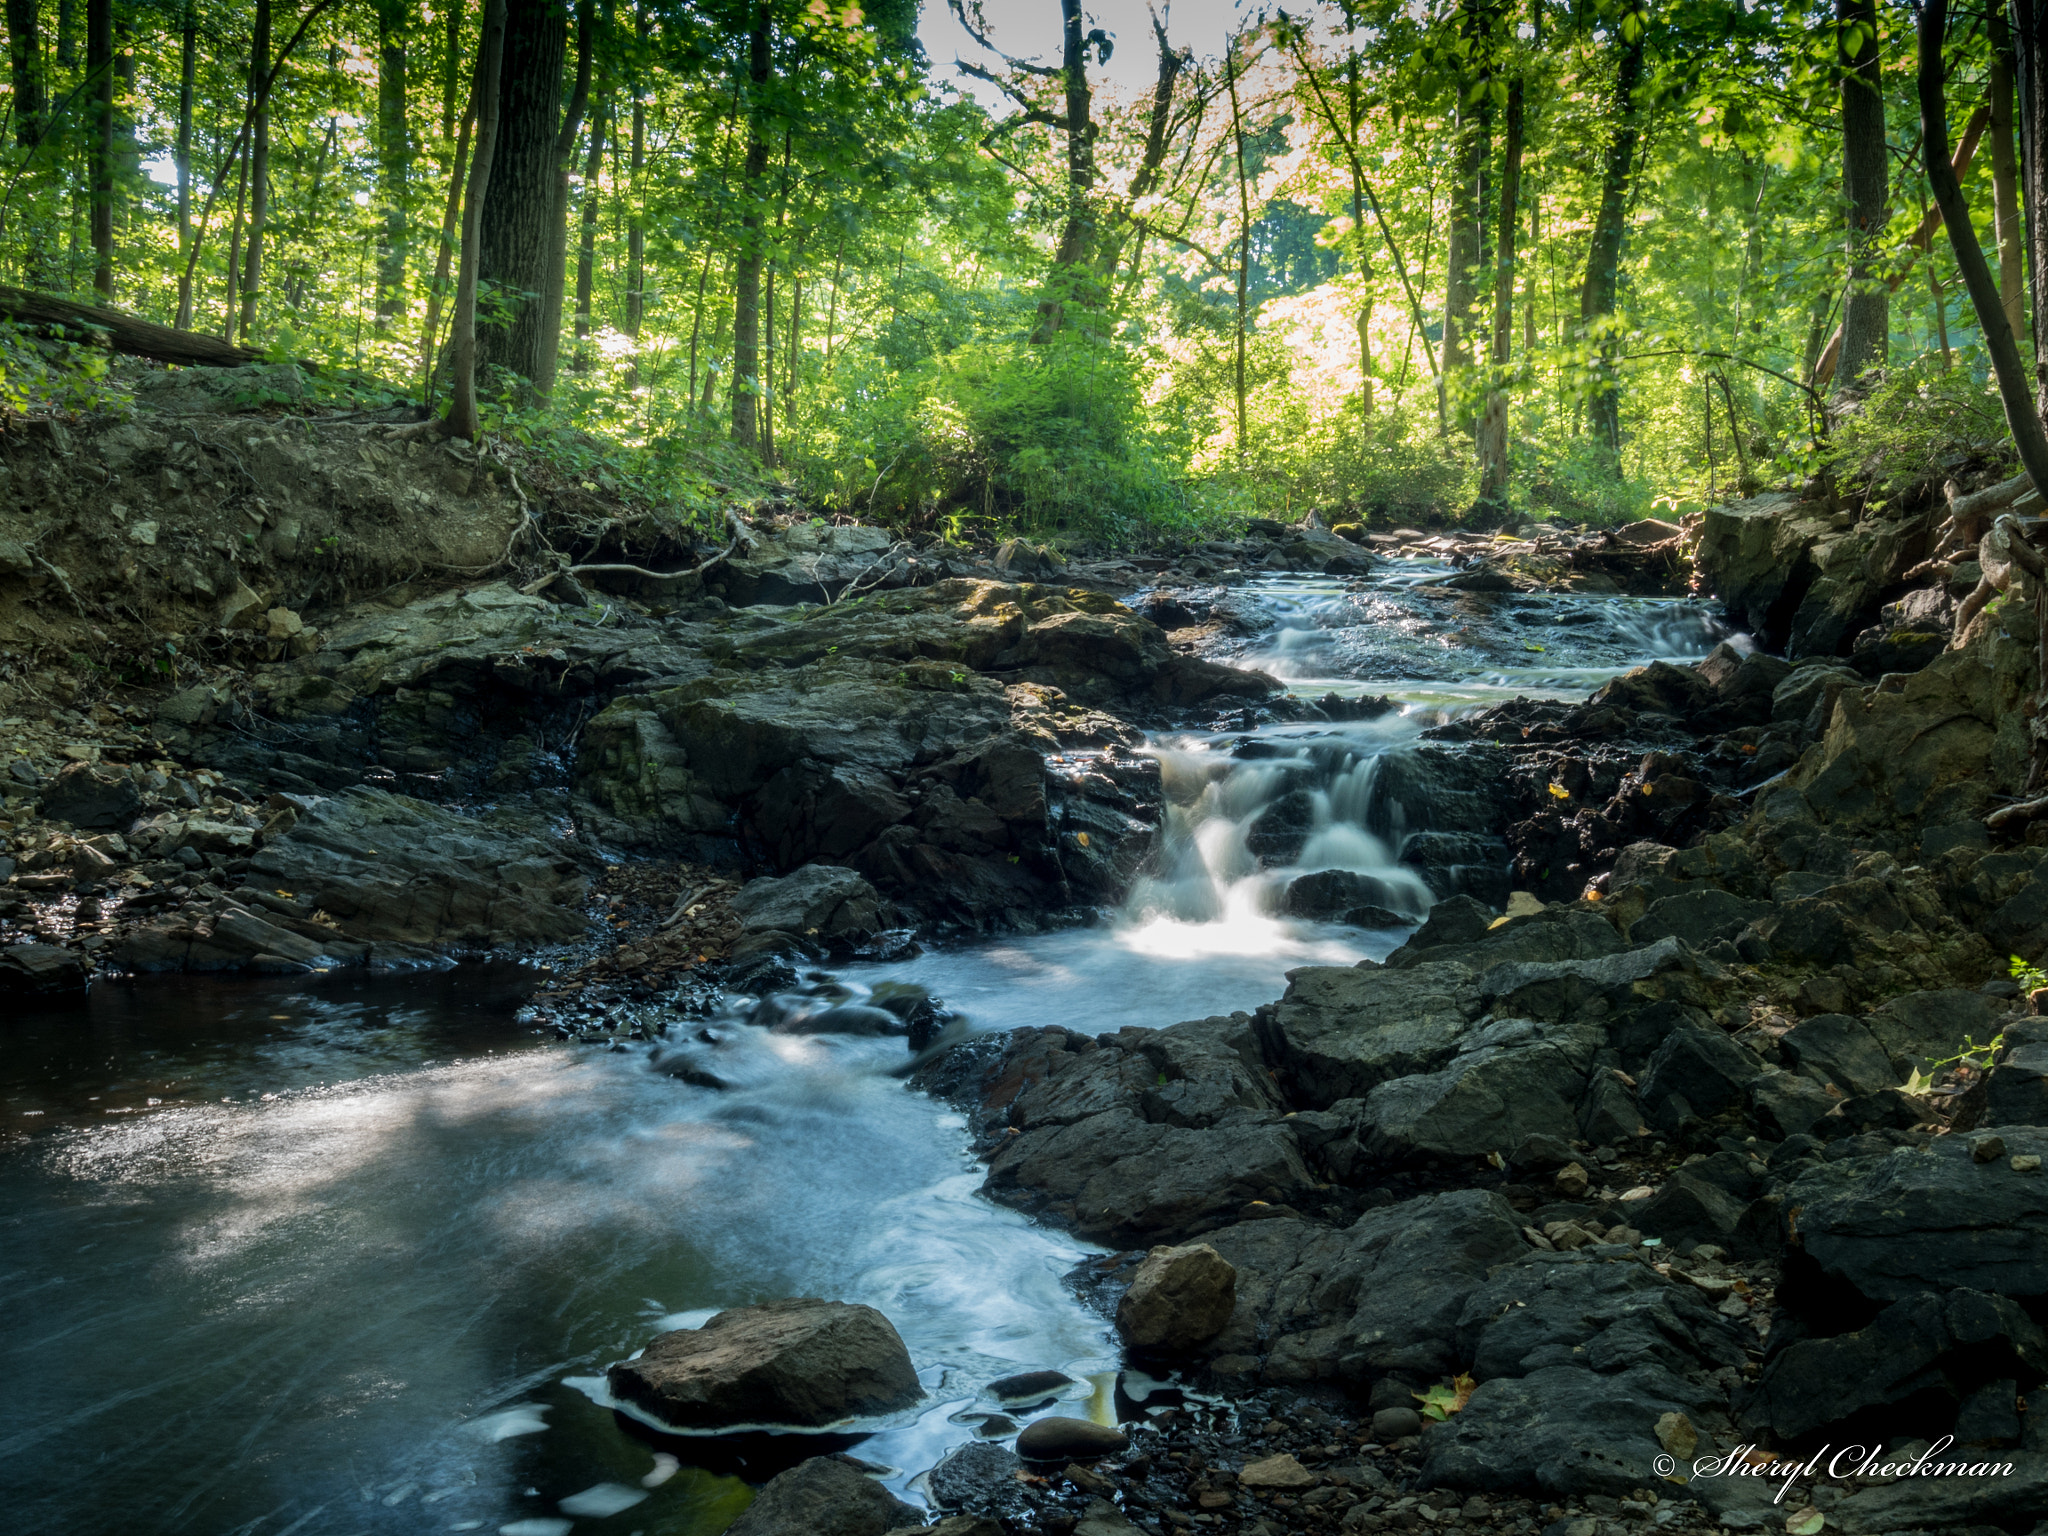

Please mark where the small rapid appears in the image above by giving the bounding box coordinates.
[0,560,1742,1536]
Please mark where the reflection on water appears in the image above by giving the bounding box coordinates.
[0,980,1110,1535]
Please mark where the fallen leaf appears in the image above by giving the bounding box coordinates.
[1786,1508,1825,1535]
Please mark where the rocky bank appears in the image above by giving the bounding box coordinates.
[7,365,2048,1536]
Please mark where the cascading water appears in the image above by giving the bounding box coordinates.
[1,557,1748,1536]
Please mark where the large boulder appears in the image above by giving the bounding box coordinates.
[0,941,90,1001]
[1785,1126,2048,1303]
[1356,1019,1592,1163]
[1115,1243,1236,1354]
[37,761,141,829]
[724,1455,920,1536]
[731,865,886,946]
[605,1298,923,1430]
[1252,961,1481,1108]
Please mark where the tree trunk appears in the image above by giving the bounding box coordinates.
[442,0,463,138]
[573,96,604,363]
[532,0,590,397]
[87,0,111,297]
[174,6,195,325]
[1440,98,1486,386]
[238,0,271,341]
[1226,31,1250,461]
[1836,0,1889,388]
[0,283,261,364]
[8,0,44,149]
[1578,6,1645,459]
[475,0,568,383]
[420,93,476,400]
[448,0,508,441]
[1346,48,1374,415]
[731,0,771,449]
[1919,0,2048,490]
[375,0,409,322]
[1033,0,1097,341]
[1477,66,1524,503]
[57,0,73,69]
[2013,0,2047,414]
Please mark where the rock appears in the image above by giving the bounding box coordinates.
[36,761,140,829]
[731,865,886,946]
[724,1455,919,1536]
[1357,1025,1589,1163]
[1115,1243,1236,1354]
[1824,1455,2048,1535]
[1254,961,1481,1107]
[926,1442,1022,1512]
[1862,988,2009,1079]
[1553,1162,1589,1197]
[1013,1416,1128,1462]
[1697,642,1794,722]
[1742,1289,2047,1442]
[1627,1169,1754,1252]
[1629,887,1771,948]
[1781,1013,1898,1097]
[0,942,90,1001]
[1281,868,1416,922]
[1371,1408,1423,1441]
[1987,1045,2048,1125]
[605,1298,923,1430]
[1473,935,1693,1018]
[1772,662,1865,727]
[1786,1126,2048,1302]
[1747,1068,1842,1139]
[1418,1362,1717,1497]
[1638,1019,1761,1131]
[884,1521,1002,1536]
[986,1370,1074,1401]
[1239,1452,1318,1488]
[1455,1250,1749,1383]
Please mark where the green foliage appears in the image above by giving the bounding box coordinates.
[2011,954,2048,992]
[1824,352,2015,497]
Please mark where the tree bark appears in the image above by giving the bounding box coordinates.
[1477,65,1524,502]
[731,0,771,449]
[475,0,568,384]
[0,283,262,364]
[2014,0,2048,415]
[449,0,508,441]
[1227,31,1250,461]
[375,0,409,322]
[8,0,44,149]
[532,0,590,397]
[1578,5,1645,459]
[573,96,604,361]
[443,0,464,138]
[174,5,195,325]
[238,0,271,341]
[1440,84,1487,388]
[1836,0,1889,388]
[1919,0,2048,491]
[1032,0,1098,340]
[420,93,476,400]
[87,0,112,297]
[1345,46,1374,415]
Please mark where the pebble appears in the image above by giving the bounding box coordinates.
[989,1369,1077,1400]
[1238,1453,1317,1490]
[1972,1133,2007,1163]
[1371,1407,1423,1440]
[2014,1154,2043,1173]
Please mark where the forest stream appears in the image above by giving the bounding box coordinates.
[0,568,1735,1536]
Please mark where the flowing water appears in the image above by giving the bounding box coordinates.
[0,566,1737,1536]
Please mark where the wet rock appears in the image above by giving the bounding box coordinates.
[605,1298,923,1429]
[986,1370,1074,1401]
[37,761,140,829]
[0,941,90,1001]
[1014,1416,1128,1462]
[1786,1126,2048,1302]
[1280,868,1414,922]
[731,865,887,948]
[884,1520,1002,1536]
[724,1454,919,1536]
[1697,642,1793,723]
[1115,1243,1236,1354]
[1418,1361,1717,1497]
[1742,1288,2047,1442]
[926,1442,1023,1512]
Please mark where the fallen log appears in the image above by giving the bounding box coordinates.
[0,285,263,369]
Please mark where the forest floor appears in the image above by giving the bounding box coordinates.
[3,361,2046,1536]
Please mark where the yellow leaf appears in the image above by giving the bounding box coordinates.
[1548,783,1571,800]
[1076,832,1090,847]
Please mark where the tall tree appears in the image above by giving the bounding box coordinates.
[449,0,508,440]
[375,0,410,322]
[1835,0,1889,388]
[532,0,591,397]
[1578,2,1645,458]
[1226,29,1251,461]
[238,0,272,341]
[8,0,44,150]
[1477,38,1525,501]
[573,97,606,359]
[732,0,772,447]
[2015,0,2048,415]
[173,3,195,325]
[87,0,112,296]
[1440,0,1493,402]
[476,0,570,383]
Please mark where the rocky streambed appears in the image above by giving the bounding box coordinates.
[5,384,2048,1536]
